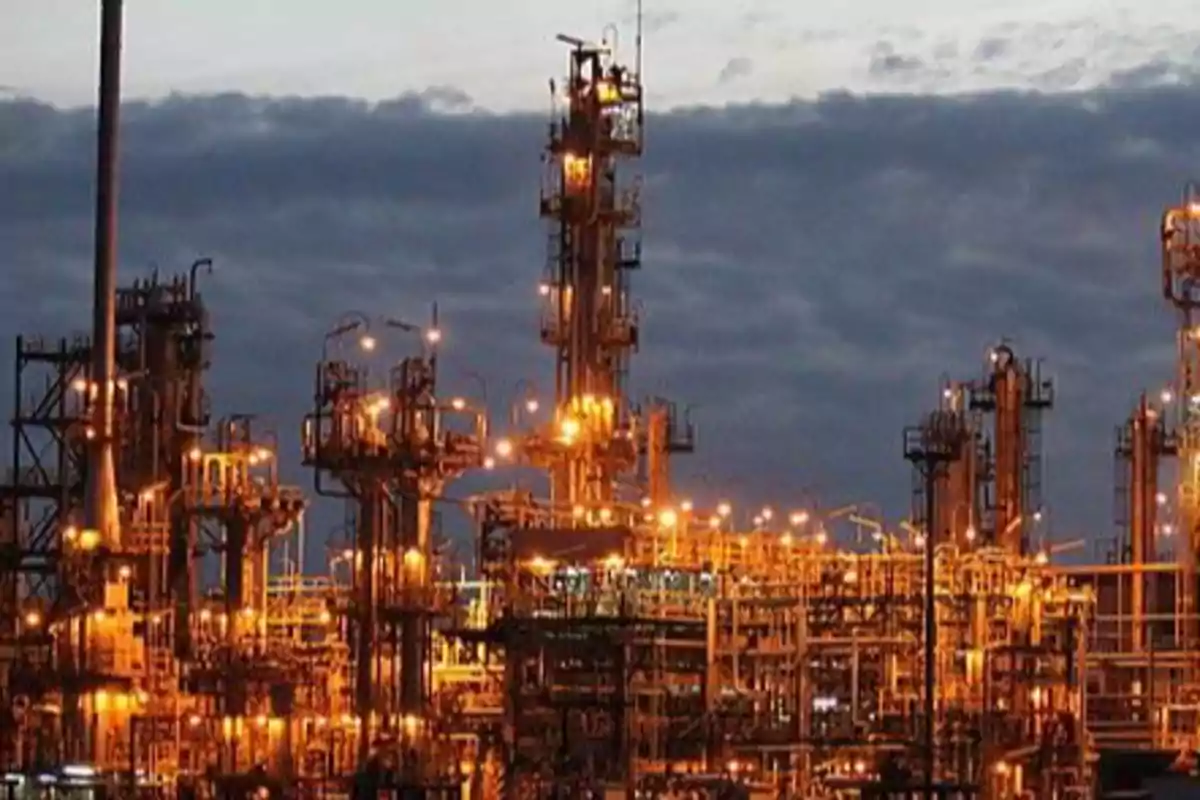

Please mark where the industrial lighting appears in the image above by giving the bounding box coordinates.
[965,525,977,541]
[658,508,678,527]
[761,507,774,521]
[425,328,442,345]
[558,417,580,443]
[599,507,613,523]
[1035,551,1049,566]
[495,439,514,458]
[572,504,585,519]
[482,456,496,470]
[752,515,763,527]
[717,502,731,518]
[188,446,203,461]
[1162,389,1175,404]
[680,499,693,513]
[118,565,132,580]
[359,335,377,352]
[538,283,551,296]
[23,610,41,628]
[451,397,466,411]
[780,533,793,547]
[708,515,721,529]
[789,510,809,526]
[525,398,540,413]
[1156,492,1168,505]
[815,531,828,546]
[71,377,88,393]
[78,529,101,551]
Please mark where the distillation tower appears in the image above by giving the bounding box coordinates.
[901,346,1090,800]
[302,312,487,795]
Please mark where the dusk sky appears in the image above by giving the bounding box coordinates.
[3,1,1200,561]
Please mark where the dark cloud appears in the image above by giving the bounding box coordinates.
[717,57,753,84]
[0,82,1195,558]
[868,42,925,79]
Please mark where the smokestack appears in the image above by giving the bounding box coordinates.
[85,0,123,544]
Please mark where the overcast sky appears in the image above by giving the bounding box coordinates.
[1,2,1197,561]
[6,0,1200,107]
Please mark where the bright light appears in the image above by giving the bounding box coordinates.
[789,510,809,526]
[23,611,41,628]
[717,502,731,518]
[425,328,442,345]
[118,565,132,580]
[451,397,466,411]
[483,456,496,470]
[965,525,977,541]
[359,335,377,352]
[538,283,551,296]
[495,439,514,458]
[71,378,88,393]
[780,533,793,547]
[815,530,828,546]
[761,507,774,521]
[525,398,540,413]
[658,508,678,528]
[603,553,625,571]
[680,499,693,513]
[599,507,613,523]
[1034,551,1049,566]
[188,447,203,461]
[1156,492,1168,506]
[708,516,721,529]
[753,515,764,527]
[1162,389,1175,404]
[1033,510,1043,523]
[558,416,580,443]
[78,529,101,551]
[529,555,555,573]
[572,504,585,518]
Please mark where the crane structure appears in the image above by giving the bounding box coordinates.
[9,8,1200,800]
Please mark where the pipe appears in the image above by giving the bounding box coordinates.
[85,0,123,545]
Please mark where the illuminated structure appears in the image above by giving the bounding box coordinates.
[302,311,487,795]
[5,9,1200,800]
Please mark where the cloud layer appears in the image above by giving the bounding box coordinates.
[1,83,1195,556]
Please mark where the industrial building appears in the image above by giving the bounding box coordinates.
[1,3,1199,799]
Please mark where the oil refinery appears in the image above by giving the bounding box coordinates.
[2,3,1200,799]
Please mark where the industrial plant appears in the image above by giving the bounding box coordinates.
[2,3,1200,799]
